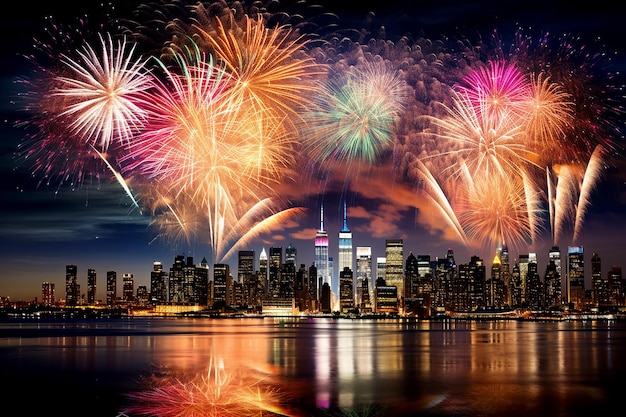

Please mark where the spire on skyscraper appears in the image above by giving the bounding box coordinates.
[341,199,350,232]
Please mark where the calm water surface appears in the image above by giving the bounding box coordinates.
[1,317,624,416]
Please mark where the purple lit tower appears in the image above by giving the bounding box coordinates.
[315,204,330,298]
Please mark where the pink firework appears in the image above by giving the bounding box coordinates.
[456,60,531,123]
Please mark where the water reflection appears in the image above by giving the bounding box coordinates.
[0,318,623,417]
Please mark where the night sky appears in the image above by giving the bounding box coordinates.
[1,0,625,302]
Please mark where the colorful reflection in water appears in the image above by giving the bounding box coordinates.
[0,318,624,417]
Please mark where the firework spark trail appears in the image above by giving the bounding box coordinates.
[406,156,468,245]
[90,146,140,210]
[552,165,580,245]
[573,145,605,243]
[54,33,154,151]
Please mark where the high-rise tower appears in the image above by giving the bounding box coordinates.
[385,239,404,301]
[315,204,330,297]
[338,200,353,296]
[567,246,585,308]
[356,246,372,306]
[87,268,96,305]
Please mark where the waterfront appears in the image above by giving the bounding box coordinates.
[1,317,624,416]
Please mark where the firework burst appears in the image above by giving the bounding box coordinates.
[122,354,294,417]
[53,33,153,151]
[303,62,408,169]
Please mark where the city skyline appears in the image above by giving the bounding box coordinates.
[1,0,625,301]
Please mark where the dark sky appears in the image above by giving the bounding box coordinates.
[1,0,625,301]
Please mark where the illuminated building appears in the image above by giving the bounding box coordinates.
[106,270,117,307]
[41,282,55,306]
[356,247,372,306]
[122,273,134,303]
[338,200,353,296]
[150,261,167,304]
[213,263,231,307]
[314,204,330,298]
[591,253,609,307]
[384,239,404,305]
[87,268,96,305]
[65,264,79,307]
[339,267,354,313]
[285,242,297,265]
[567,246,585,309]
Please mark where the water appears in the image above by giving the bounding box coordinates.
[1,317,624,416]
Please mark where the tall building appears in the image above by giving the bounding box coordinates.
[339,267,354,313]
[405,252,419,299]
[285,242,297,265]
[65,264,79,306]
[41,282,55,307]
[544,260,562,309]
[259,248,268,295]
[547,246,562,307]
[526,256,542,309]
[169,255,196,303]
[122,273,134,303]
[337,200,353,293]
[268,247,283,298]
[518,254,530,305]
[356,246,372,306]
[150,261,167,304]
[417,254,433,295]
[433,249,456,312]
[499,243,511,305]
[376,257,386,282]
[238,250,255,284]
[567,246,585,308]
[213,263,231,307]
[195,257,210,306]
[314,204,330,297]
[591,253,608,306]
[385,239,404,302]
[608,266,623,307]
[488,252,502,307]
[87,268,96,305]
[106,270,117,307]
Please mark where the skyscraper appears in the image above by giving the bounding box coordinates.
[259,248,268,295]
[106,270,117,307]
[567,246,585,308]
[269,247,283,298]
[65,264,79,306]
[150,261,167,304]
[87,268,96,305]
[385,239,404,303]
[122,273,134,303]
[41,282,55,307]
[338,200,353,290]
[544,247,562,308]
[314,204,330,297]
[213,263,231,306]
[238,250,255,284]
[285,242,297,265]
[356,246,372,306]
